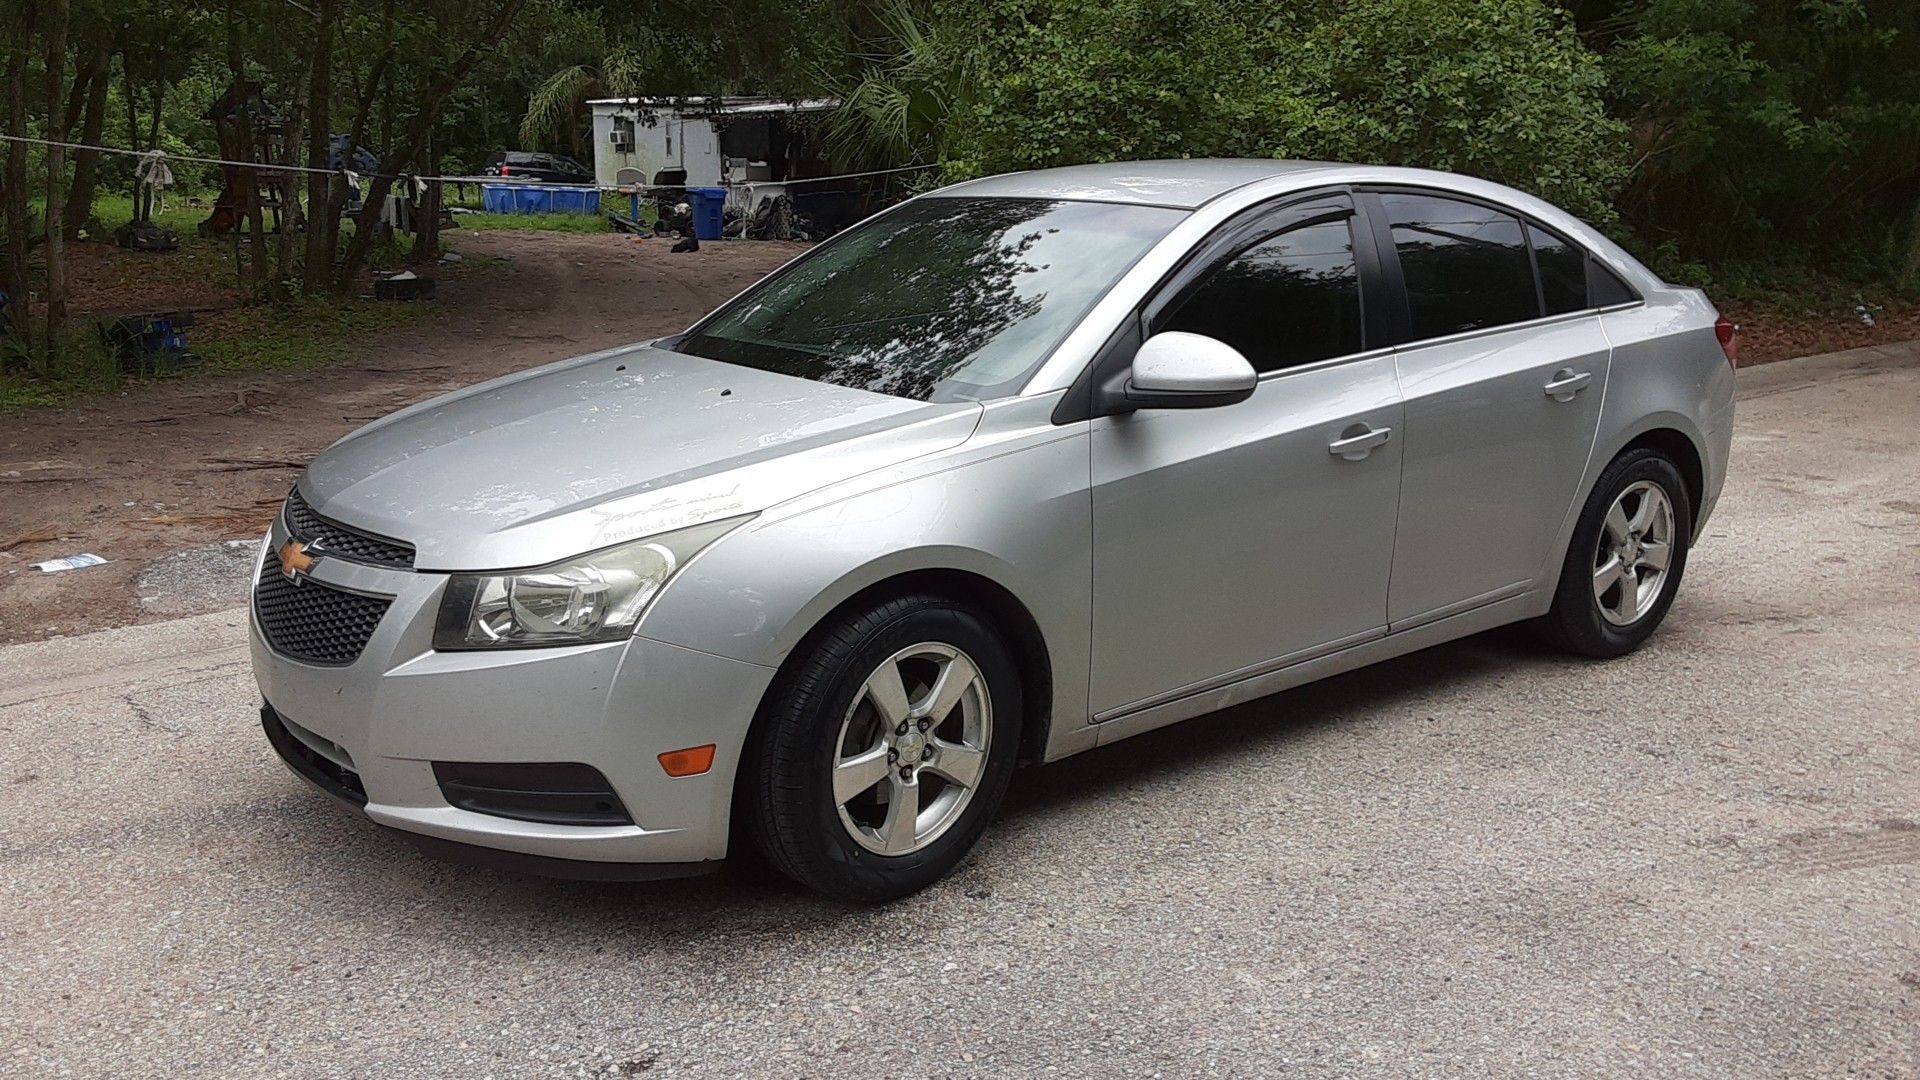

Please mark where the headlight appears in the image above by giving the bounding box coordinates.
[433,516,750,650]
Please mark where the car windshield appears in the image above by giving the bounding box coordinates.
[674,197,1186,402]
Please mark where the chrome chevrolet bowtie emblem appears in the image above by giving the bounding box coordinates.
[277,540,316,582]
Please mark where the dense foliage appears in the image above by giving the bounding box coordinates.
[2,0,1917,365]
[1581,0,1920,283]
[947,0,1628,225]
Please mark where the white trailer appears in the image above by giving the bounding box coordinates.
[587,97,836,213]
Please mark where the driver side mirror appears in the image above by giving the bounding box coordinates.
[1123,332,1258,410]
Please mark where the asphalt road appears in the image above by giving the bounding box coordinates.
[2,344,1917,1079]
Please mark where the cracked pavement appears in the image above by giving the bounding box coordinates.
[1,343,1917,1078]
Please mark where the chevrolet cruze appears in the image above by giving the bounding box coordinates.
[252,160,1737,901]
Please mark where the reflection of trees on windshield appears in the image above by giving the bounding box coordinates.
[777,200,1047,400]
[680,198,1182,402]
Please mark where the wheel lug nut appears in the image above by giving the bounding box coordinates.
[921,746,933,760]
[887,749,897,762]
[899,766,913,780]
[918,719,931,732]
[896,723,908,736]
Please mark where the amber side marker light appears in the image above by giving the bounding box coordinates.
[658,744,717,777]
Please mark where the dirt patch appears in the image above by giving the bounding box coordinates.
[1722,297,1920,365]
[0,231,807,644]
[60,237,251,318]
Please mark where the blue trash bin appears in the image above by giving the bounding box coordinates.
[687,186,728,240]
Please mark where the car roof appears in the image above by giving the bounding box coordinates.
[929,159,1349,209]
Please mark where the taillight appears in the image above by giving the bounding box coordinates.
[1714,316,1739,367]
[500,164,511,176]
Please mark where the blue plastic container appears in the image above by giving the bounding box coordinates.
[688,186,728,240]
[548,185,602,214]
[481,183,600,215]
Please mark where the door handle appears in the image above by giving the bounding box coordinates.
[1543,369,1592,402]
[1328,423,1392,461]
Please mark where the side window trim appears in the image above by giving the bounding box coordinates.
[1522,220,1549,318]
[1356,191,1411,346]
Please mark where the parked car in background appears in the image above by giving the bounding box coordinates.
[251,160,1737,903]
[483,151,593,185]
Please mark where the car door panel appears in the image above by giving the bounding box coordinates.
[1387,315,1611,626]
[1089,356,1404,717]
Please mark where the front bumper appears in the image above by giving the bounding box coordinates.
[248,524,777,872]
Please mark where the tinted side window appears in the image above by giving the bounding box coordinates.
[1157,219,1363,374]
[1589,259,1638,307]
[1382,194,1539,338]
[1528,223,1587,315]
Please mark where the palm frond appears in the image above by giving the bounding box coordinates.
[521,64,603,150]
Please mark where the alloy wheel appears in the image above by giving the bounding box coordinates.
[1592,480,1675,627]
[832,642,992,856]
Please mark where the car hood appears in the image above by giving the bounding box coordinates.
[301,342,982,569]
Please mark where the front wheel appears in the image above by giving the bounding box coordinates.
[1539,447,1693,658]
[745,594,1023,902]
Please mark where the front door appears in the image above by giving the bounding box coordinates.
[1089,201,1404,718]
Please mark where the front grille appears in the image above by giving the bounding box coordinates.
[254,554,392,665]
[283,488,415,569]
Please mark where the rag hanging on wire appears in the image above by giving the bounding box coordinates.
[136,150,175,217]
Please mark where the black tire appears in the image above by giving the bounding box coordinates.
[745,593,1023,902]
[1539,447,1693,658]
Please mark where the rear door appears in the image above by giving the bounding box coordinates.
[1088,194,1406,717]
[1362,190,1612,627]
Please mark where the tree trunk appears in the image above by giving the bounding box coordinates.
[301,0,337,291]
[61,42,111,238]
[43,0,69,350]
[225,6,268,291]
[417,136,442,262]
[3,3,34,344]
[1907,196,1920,281]
[334,0,527,288]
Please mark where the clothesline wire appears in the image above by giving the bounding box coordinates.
[0,134,937,191]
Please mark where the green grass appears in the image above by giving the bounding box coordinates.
[0,293,427,411]
[191,294,423,374]
[0,331,123,408]
[449,210,614,233]
[81,191,214,237]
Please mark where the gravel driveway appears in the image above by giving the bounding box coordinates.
[2,344,1916,1078]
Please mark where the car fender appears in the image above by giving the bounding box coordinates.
[635,410,1097,759]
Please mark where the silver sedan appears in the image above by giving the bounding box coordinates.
[250,160,1737,901]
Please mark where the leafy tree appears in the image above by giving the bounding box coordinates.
[819,0,976,169]
[943,0,1628,224]
[1572,0,1920,281]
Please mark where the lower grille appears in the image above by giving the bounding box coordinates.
[254,554,392,665]
[262,704,367,804]
[431,761,634,826]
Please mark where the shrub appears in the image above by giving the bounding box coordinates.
[947,0,1630,224]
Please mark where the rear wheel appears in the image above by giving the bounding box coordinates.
[746,594,1022,902]
[1539,448,1693,658]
